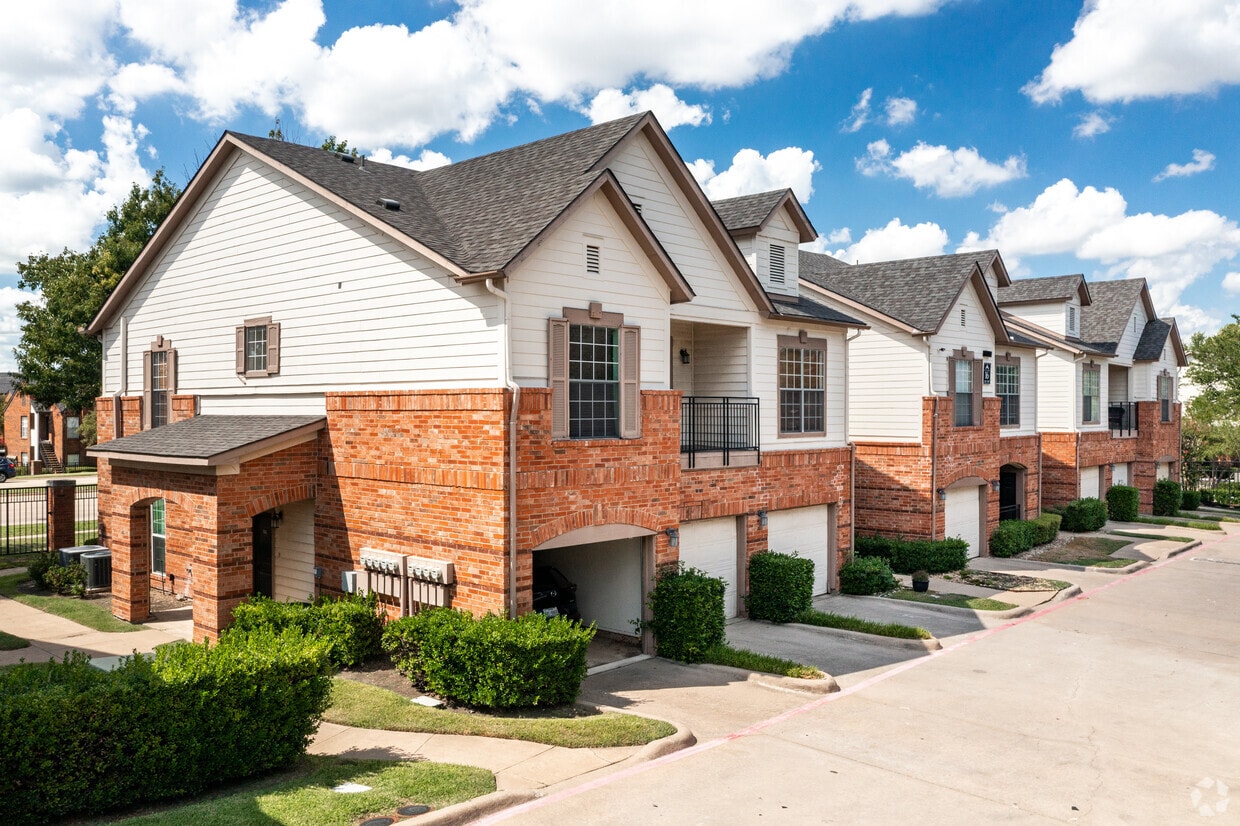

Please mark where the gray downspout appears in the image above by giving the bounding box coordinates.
[485,278,521,619]
[845,328,862,565]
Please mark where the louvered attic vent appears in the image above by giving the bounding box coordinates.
[769,243,786,284]
[586,244,600,274]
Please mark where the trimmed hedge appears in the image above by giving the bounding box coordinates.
[989,520,1035,557]
[839,557,898,595]
[1181,489,1202,510]
[1106,485,1139,522]
[1030,513,1062,545]
[230,592,384,667]
[1060,497,1108,532]
[0,627,333,825]
[1154,479,1183,516]
[746,551,814,623]
[646,564,726,663]
[855,535,969,574]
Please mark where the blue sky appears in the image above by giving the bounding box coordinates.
[2,0,1239,372]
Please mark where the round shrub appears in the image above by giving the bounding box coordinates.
[27,550,58,589]
[746,551,814,623]
[1181,489,1202,510]
[1029,513,1061,545]
[1106,485,1139,522]
[839,557,898,595]
[647,564,726,663]
[989,520,1034,557]
[230,593,384,668]
[1154,479,1183,516]
[43,562,86,597]
[1060,497,1108,532]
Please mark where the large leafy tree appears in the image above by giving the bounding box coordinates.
[12,170,181,411]
[1185,317,1240,463]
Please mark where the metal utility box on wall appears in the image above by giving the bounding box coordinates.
[349,549,455,614]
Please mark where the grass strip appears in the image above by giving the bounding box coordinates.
[885,590,1017,611]
[0,629,30,650]
[795,608,932,640]
[1175,512,1240,523]
[1109,530,1195,543]
[1132,516,1221,531]
[702,643,824,679]
[325,678,674,748]
[108,756,494,825]
[0,572,139,633]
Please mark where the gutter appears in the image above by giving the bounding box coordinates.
[485,277,521,619]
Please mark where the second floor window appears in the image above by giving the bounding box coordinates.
[143,336,176,430]
[1159,374,1173,422]
[19,416,27,438]
[1082,365,1101,424]
[949,351,981,427]
[996,359,1020,427]
[65,416,80,440]
[778,335,826,435]
[150,351,170,428]
[236,317,280,377]
[549,305,641,440]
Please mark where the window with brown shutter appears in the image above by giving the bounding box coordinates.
[548,306,640,440]
[236,316,280,377]
[143,336,176,429]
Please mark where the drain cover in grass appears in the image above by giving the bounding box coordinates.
[398,804,432,816]
[412,695,443,707]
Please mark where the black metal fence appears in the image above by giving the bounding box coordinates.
[0,483,101,556]
[681,396,760,468]
[1183,461,1240,505]
[1108,401,1138,437]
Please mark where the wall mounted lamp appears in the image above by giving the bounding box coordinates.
[679,348,691,364]
[666,527,679,547]
[757,510,768,527]
[936,488,946,500]
[990,479,1001,493]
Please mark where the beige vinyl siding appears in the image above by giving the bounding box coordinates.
[846,316,928,442]
[1111,303,1147,365]
[753,209,800,298]
[753,324,847,448]
[670,320,695,395]
[102,154,500,406]
[1000,344,1038,436]
[1035,350,1077,431]
[1108,365,1130,402]
[1005,301,1067,336]
[273,499,315,603]
[610,137,756,325]
[508,191,670,388]
[1133,345,1180,402]
[928,282,999,399]
[692,324,750,397]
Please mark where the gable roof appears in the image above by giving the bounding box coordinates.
[1080,278,1158,355]
[89,415,325,468]
[997,274,1092,307]
[1001,311,1111,357]
[92,112,760,334]
[0,374,13,398]
[711,189,816,242]
[799,250,1010,338]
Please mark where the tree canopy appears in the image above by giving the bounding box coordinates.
[1185,316,1240,461]
[12,170,181,411]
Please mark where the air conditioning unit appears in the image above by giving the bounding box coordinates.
[59,544,105,567]
[81,549,112,591]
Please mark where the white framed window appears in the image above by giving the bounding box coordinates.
[996,357,1020,427]
[235,317,280,378]
[1082,364,1101,424]
[65,416,80,440]
[549,304,640,440]
[777,334,826,435]
[19,416,27,439]
[949,349,982,427]
[1158,373,1174,422]
[151,499,166,575]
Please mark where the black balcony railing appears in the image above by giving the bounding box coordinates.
[1109,401,1138,437]
[681,396,759,468]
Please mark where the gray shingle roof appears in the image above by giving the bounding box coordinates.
[0,374,13,397]
[1001,311,1112,356]
[712,190,789,232]
[1134,319,1172,361]
[997,274,1088,306]
[769,295,865,327]
[799,250,1000,332]
[90,415,324,461]
[1081,279,1147,355]
[229,113,646,274]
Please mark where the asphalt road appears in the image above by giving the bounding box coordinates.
[491,529,1240,824]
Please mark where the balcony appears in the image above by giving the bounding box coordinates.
[681,396,760,469]
[1109,401,1138,437]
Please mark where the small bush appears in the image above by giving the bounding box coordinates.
[857,535,968,573]
[1060,498,1108,532]
[42,562,85,597]
[646,564,726,663]
[382,608,594,708]
[1153,479,1183,516]
[746,551,814,623]
[989,521,1035,557]
[27,550,58,589]
[1106,485,1140,522]
[230,592,383,667]
[1029,513,1062,545]
[854,534,896,562]
[839,557,898,595]
[1181,489,1202,510]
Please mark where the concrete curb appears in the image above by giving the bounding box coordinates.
[784,615,942,651]
[1169,540,1203,557]
[682,660,841,694]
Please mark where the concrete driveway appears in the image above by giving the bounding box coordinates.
[484,528,1240,824]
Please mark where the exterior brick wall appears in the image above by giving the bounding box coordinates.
[2,394,91,470]
[998,433,1042,519]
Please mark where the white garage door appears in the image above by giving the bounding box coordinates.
[767,506,833,595]
[944,485,983,558]
[1112,462,1129,486]
[678,517,740,617]
[537,538,642,636]
[1080,466,1101,499]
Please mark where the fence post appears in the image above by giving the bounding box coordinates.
[47,479,77,552]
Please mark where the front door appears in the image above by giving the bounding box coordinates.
[999,467,1020,521]
[252,513,274,597]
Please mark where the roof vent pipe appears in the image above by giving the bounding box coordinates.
[378,198,401,211]
[338,153,354,163]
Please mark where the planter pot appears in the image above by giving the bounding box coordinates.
[912,580,929,593]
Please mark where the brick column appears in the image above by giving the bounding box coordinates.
[110,502,151,624]
[46,479,77,552]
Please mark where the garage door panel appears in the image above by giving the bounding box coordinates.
[1113,463,1129,486]
[944,486,982,559]
[679,518,739,617]
[537,539,642,636]
[767,506,833,595]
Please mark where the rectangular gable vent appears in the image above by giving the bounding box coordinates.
[586,244,600,274]
[769,243,786,284]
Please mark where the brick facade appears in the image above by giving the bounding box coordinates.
[2,393,91,471]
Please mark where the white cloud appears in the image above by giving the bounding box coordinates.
[1223,272,1240,294]
[1026,0,1240,104]
[690,147,819,202]
[107,63,186,115]
[1168,303,1222,336]
[0,286,39,372]
[0,1,117,120]
[963,178,1240,313]
[1073,111,1113,139]
[830,217,948,263]
[368,148,452,171]
[1154,149,1216,181]
[584,84,710,129]
[884,96,917,126]
[857,139,1026,197]
[843,88,873,132]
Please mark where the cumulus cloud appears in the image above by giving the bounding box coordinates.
[1025,0,1240,104]
[826,217,949,263]
[584,84,710,129]
[884,96,917,126]
[0,286,38,371]
[0,1,116,119]
[843,88,873,132]
[857,139,1026,197]
[962,177,1240,313]
[689,147,819,202]
[1223,272,1240,294]
[1167,303,1221,336]
[844,89,917,131]
[1073,111,1113,139]
[368,147,452,171]
[1154,149,1216,181]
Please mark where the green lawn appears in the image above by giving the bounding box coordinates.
[885,589,1017,611]
[703,643,825,679]
[0,629,29,649]
[325,678,675,748]
[794,608,932,640]
[1132,516,1221,530]
[103,757,494,825]
[0,572,138,633]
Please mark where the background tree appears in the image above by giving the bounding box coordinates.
[12,170,181,411]
[1184,316,1240,463]
[321,135,359,157]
